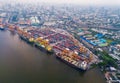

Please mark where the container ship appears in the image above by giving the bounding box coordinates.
[55,48,88,71]
[34,37,54,54]
[18,29,34,44]
[19,35,34,44]
[8,24,15,32]
[17,28,53,53]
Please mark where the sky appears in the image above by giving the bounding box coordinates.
[3,0,120,6]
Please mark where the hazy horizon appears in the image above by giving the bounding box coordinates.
[1,0,120,6]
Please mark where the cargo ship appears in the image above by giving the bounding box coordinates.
[34,37,54,54]
[20,35,54,53]
[17,28,53,54]
[56,53,88,71]
[19,34,35,45]
[34,42,53,54]
[55,49,88,71]
[8,24,15,32]
[17,28,34,44]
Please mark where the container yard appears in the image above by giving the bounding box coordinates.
[0,24,97,71]
[6,25,97,71]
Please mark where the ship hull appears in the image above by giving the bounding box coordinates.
[55,54,86,71]
[19,35,34,45]
[34,43,54,54]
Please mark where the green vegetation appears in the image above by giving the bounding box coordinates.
[85,34,93,37]
[91,63,98,69]
[106,39,113,44]
[98,51,118,68]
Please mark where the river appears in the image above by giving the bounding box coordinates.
[0,30,106,83]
